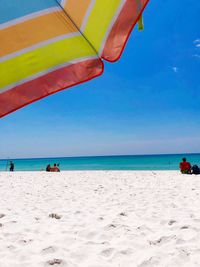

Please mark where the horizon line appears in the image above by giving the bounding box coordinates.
[1,152,200,161]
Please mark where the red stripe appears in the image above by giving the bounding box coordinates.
[0,59,103,118]
[102,0,149,62]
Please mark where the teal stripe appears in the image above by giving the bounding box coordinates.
[0,0,57,24]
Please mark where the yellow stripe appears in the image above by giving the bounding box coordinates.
[83,0,122,52]
[0,35,96,90]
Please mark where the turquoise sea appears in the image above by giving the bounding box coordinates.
[0,154,200,171]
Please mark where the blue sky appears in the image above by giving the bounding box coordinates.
[0,0,200,159]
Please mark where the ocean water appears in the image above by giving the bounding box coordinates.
[0,154,200,171]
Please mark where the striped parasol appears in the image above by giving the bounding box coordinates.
[0,0,149,118]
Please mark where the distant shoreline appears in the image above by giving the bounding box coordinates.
[1,152,200,161]
[1,154,200,172]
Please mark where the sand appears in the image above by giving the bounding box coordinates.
[0,171,200,267]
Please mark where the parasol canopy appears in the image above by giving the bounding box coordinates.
[0,0,149,118]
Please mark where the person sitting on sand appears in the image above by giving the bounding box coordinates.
[179,158,191,174]
[46,164,51,172]
[191,165,200,175]
[50,163,60,172]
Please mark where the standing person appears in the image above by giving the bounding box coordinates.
[179,158,191,174]
[9,161,14,172]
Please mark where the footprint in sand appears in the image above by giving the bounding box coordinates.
[49,213,62,220]
[74,211,81,214]
[118,212,127,217]
[168,219,177,225]
[138,256,160,267]
[119,248,133,255]
[45,259,64,266]
[42,246,57,254]
[18,239,33,245]
[149,235,176,246]
[100,248,114,257]
[180,225,189,229]
[105,224,117,230]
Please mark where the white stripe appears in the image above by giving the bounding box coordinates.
[99,0,126,57]
[80,0,96,32]
[0,7,60,30]
[61,0,68,7]
[0,32,80,63]
[0,56,99,94]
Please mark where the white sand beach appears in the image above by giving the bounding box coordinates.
[0,171,200,267]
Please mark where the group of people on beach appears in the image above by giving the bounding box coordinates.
[46,163,60,172]
[7,158,199,174]
[8,161,60,172]
[179,158,200,174]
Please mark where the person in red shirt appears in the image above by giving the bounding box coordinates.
[179,158,191,174]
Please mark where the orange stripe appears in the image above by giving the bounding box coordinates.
[0,0,91,58]
[0,11,76,58]
[64,0,91,28]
